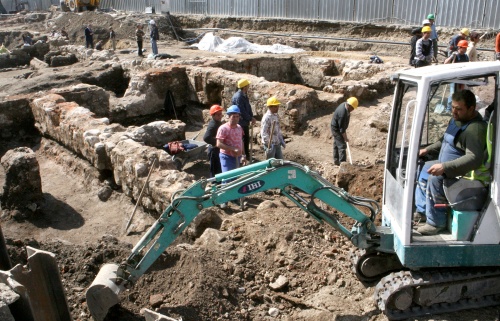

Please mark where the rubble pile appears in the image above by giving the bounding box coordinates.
[0,147,43,220]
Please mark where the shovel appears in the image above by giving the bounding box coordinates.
[124,158,157,235]
[346,142,353,165]
[235,150,245,211]
[249,124,253,163]
[434,84,448,114]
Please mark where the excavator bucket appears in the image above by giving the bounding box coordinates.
[86,263,126,321]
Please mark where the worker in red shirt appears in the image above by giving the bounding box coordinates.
[495,32,500,60]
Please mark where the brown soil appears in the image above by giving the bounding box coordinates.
[1,10,499,321]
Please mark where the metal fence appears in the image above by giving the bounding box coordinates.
[1,0,58,12]
[168,0,500,29]
[99,0,163,12]
[2,0,499,30]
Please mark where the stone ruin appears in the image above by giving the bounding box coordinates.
[0,147,43,220]
[0,50,405,217]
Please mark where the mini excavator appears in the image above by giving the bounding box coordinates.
[87,61,500,320]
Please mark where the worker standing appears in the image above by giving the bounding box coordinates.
[466,32,480,62]
[216,105,245,208]
[216,105,246,172]
[109,27,116,51]
[149,20,159,56]
[261,97,285,160]
[231,79,256,161]
[331,97,358,166]
[414,26,434,67]
[84,24,94,49]
[409,27,422,66]
[444,40,469,113]
[495,32,500,61]
[203,105,224,178]
[135,24,145,57]
[427,14,439,61]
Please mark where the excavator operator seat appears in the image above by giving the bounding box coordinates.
[444,178,488,240]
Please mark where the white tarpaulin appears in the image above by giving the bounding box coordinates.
[191,32,304,54]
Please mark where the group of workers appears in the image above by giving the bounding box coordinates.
[411,13,500,67]
[134,20,159,56]
[203,78,286,180]
[82,20,158,55]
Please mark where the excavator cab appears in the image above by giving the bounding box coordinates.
[383,61,500,261]
[373,62,500,318]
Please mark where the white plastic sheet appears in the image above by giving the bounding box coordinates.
[191,33,304,54]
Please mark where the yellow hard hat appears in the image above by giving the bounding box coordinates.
[347,97,358,109]
[267,96,281,106]
[237,79,250,89]
[422,26,432,33]
[461,28,470,36]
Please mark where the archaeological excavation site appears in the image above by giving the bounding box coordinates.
[1,3,500,321]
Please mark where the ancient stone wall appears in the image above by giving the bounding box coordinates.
[30,93,193,212]
[0,96,34,139]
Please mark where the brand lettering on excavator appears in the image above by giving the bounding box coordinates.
[238,180,264,194]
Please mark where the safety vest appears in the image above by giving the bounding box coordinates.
[463,118,492,184]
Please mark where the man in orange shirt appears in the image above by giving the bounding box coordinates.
[495,32,500,60]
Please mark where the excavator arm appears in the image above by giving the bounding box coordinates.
[86,159,380,320]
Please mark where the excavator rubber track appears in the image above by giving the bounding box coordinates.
[374,268,500,320]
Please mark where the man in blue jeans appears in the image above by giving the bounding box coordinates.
[232,79,256,161]
[149,20,159,56]
[415,90,487,235]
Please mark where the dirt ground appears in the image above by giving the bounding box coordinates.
[1,10,500,321]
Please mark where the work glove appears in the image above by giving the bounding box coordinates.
[264,144,275,158]
[280,137,286,149]
[450,51,458,57]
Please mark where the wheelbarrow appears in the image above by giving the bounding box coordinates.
[167,139,208,170]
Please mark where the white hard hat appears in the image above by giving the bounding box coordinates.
[149,20,155,25]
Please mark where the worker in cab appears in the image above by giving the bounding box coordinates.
[203,105,224,178]
[415,90,487,235]
[261,96,285,160]
[331,97,358,166]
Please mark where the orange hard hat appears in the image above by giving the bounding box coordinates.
[457,40,468,48]
[209,104,223,116]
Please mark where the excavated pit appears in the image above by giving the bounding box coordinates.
[1,10,499,321]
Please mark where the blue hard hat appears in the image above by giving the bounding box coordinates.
[227,105,240,114]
